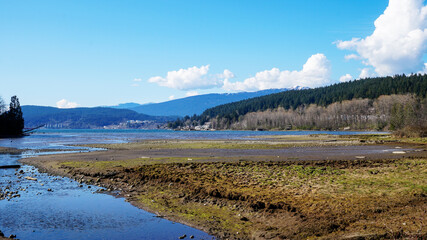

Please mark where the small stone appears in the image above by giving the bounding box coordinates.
[190,235,194,239]
[179,234,187,239]
[393,151,406,154]
[47,188,52,192]
[9,234,16,239]
[25,176,37,181]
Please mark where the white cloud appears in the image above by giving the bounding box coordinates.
[339,74,353,82]
[133,78,142,82]
[185,91,199,97]
[359,68,376,79]
[223,53,332,91]
[336,0,427,76]
[344,54,361,61]
[148,65,234,90]
[420,63,427,73]
[56,99,78,109]
[219,69,235,79]
[168,95,175,100]
[131,83,139,87]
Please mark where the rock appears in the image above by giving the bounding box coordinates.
[190,236,194,239]
[9,234,16,239]
[24,176,37,181]
[179,234,187,239]
[392,151,406,154]
[47,188,52,192]
[0,230,4,237]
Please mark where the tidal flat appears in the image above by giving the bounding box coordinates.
[21,135,427,239]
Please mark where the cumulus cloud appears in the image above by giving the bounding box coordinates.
[344,54,361,61]
[56,99,78,109]
[359,68,376,79]
[168,95,175,100]
[420,63,427,73]
[339,74,353,82]
[148,65,234,90]
[219,69,235,79]
[335,0,427,76]
[223,54,332,92]
[185,91,199,97]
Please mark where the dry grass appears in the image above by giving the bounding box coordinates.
[59,157,427,239]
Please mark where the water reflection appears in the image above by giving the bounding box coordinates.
[0,146,212,239]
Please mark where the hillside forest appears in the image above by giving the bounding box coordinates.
[170,74,427,137]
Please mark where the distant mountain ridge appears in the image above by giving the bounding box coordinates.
[21,88,303,129]
[109,102,142,109]
[115,88,296,117]
[22,106,173,129]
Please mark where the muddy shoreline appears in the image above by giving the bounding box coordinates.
[19,137,427,239]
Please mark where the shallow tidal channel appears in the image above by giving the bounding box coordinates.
[0,142,212,239]
[0,129,385,239]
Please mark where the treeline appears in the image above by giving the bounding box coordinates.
[213,94,426,137]
[201,74,427,123]
[0,96,24,136]
[169,74,427,136]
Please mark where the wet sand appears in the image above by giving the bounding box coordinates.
[22,141,426,165]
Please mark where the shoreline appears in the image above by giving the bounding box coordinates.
[18,136,427,239]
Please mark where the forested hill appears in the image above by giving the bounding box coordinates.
[201,74,427,121]
[22,106,173,129]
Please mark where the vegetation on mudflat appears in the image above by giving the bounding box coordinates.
[57,156,426,239]
[82,135,361,151]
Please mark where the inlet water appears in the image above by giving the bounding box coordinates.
[0,131,216,240]
[0,129,384,239]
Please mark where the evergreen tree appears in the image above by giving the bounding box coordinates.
[0,95,25,136]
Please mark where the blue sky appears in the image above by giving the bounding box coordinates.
[1,0,426,107]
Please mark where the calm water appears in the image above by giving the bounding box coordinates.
[0,129,383,239]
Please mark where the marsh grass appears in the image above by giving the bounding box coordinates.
[59,155,427,239]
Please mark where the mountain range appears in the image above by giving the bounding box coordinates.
[111,88,296,117]
[22,88,303,129]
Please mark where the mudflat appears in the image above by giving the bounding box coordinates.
[20,135,427,239]
[0,147,23,154]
